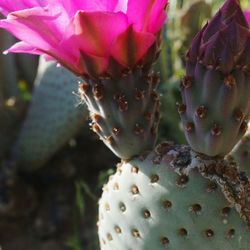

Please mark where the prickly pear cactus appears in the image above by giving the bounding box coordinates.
[98,142,250,250]
[231,129,250,176]
[179,0,250,157]
[12,58,87,171]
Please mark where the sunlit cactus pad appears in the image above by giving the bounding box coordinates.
[98,143,250,250]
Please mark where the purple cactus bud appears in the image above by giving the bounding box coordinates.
[187,0,250,74]
[181,0,250,157]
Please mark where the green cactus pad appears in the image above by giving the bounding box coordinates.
[98,142,250,250]
[12,58,87,171]
[79,66,160,160]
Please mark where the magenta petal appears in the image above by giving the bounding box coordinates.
[0,8,64,50]
[0,0,47,16]
[0,0,167,77]
[59,0,120,17]
[245,11,250,26]
[111,25,155,67]
[74,11,128,57]
[127,0,168,33]
[4,41,42,54]
[146,0,168,33]
[0,7,83,75]
[114,0,129,13]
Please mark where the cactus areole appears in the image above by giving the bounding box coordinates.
[180,0,250,157]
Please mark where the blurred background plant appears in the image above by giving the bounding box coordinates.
[0,0,249,250]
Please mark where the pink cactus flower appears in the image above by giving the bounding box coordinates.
[0,0,168,77]
[245,11,250,25]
